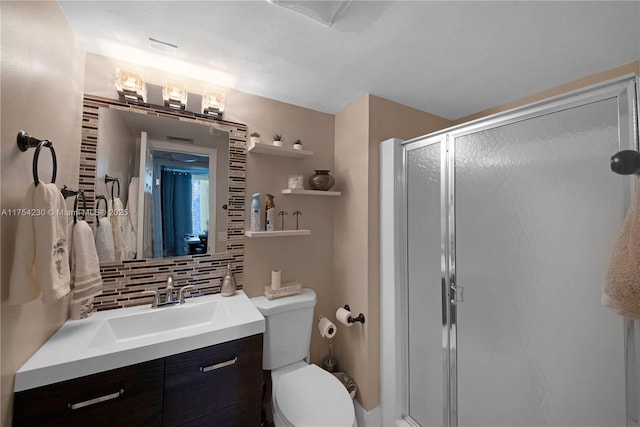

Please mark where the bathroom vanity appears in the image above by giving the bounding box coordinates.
[12,291,265,426]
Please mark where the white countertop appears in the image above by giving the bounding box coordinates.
[14,291,265,392]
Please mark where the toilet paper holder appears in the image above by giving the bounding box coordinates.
[343,305,365,324]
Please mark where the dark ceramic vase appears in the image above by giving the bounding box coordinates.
[309,170,335,191]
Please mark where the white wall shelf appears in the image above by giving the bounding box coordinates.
[248,141,313,158]
[281,189,341,196]
[244,230,311,238]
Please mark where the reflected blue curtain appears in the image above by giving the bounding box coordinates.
[161,169,192,256]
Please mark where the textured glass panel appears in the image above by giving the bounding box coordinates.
[454,98,626,426]
[407,141,443,426]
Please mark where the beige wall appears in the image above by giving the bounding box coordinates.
[333,95,452,410]
[0,1,85,425]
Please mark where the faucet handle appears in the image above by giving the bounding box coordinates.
[166,275,175,302]
[142,290,160,308]
[179,285,196,304]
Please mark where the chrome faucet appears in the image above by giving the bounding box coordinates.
[145,277,197,308]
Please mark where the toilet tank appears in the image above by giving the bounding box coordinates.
[252,288,317,370]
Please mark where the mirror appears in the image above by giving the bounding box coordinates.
[79,95,245,268]
[95,108,229,260]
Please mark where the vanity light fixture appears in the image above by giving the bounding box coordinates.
[163,80,188,111]
[201,90,225,119]
[115,69,147,103]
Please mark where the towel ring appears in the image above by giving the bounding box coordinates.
[17,131,57,186]
[105,175,120,201]
[95,195,108,226]
[72,190,86,224]
[62,185,86,224]
[61,185,80,200]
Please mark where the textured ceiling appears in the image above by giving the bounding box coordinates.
[59,1,640,120]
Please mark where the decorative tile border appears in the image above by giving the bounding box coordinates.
[81,95,246,311]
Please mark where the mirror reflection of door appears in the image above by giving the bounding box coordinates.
[138,131,153,258]
[96,107,229,261]
[138,138,216,259]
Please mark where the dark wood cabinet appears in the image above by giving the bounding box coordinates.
[12,334,263,427]
[163,334,263,426]
[13,359,164,427]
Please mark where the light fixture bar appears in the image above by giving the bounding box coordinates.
[148,37,178,55]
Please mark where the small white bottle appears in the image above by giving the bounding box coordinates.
[251,193,261,232]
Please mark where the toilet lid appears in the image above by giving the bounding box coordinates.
[275,364,354,427]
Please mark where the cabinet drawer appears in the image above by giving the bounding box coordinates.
[163,334,263,426]
[13,358,164,427]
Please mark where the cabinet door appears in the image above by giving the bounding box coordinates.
[163,334,263,426]
[13,359,164,427]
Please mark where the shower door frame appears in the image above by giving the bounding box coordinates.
[380,74,639,427]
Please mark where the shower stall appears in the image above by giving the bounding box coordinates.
[380,76,639,427]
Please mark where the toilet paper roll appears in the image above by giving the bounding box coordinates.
[336,307,353,327]
[271,270,281,290]
[318,316,337,338]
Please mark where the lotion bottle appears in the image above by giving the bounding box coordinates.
[265,193,275,231]
[251,193,261,232]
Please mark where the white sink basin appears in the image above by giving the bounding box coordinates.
[90,299,229,347]
[15,291,265,392]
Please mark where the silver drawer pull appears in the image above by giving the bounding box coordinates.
[200,357,237,373]
[68,388,124,410]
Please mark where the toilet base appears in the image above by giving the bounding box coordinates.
[261,370,275,427]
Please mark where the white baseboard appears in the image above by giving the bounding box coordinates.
[354,400,381,427]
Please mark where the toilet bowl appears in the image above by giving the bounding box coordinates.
[252,289,357,427]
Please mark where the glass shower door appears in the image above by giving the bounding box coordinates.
[453,98,627,426]
[406,139,446,426]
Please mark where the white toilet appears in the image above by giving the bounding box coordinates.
[252,288,357,427]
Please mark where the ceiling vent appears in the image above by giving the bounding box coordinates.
[266,0,351,27]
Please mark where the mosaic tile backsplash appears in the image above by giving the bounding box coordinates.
[80,95,246,311]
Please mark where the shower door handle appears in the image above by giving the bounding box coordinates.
[450,283,464,304]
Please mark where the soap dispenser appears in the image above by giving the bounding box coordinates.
[221,263,236,297]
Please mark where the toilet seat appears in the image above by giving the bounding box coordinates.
[274,364,355,427]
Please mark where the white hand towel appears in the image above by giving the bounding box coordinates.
[108,197,130,260]
[9,182,71,304]
[93,217,116,262]
[35,183,71,303]
[70,220,103,304]
[603,183,640,319]
[8,183,39,304]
